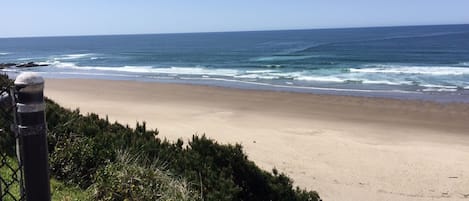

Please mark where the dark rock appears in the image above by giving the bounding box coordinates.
[16,62,48,68]
[0,62,48,69]
[0,63,17,69]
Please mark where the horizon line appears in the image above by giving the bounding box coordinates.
[1,23,468,39]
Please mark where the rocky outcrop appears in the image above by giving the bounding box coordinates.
[0,63,16,68]
[0,62,48,69]
[16,62,48,68]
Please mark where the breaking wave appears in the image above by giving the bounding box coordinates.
[350,65,469,76]
[47,61,240,77]
[52,53,95,60]
[250,55,317,62]
[5,60,468,94]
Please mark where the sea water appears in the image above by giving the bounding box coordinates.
[1,24,469,102]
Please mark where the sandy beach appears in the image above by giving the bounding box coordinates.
[44,78,469,201]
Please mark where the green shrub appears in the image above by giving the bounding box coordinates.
[88,151,199,201]
[0,74,14,155]
[170,135,320,201]
[50,135,115,188]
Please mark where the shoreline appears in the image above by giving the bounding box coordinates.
[44,78,469,201]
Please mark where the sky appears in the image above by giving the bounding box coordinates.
[1,0,469,38]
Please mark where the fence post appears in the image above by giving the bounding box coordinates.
[14,72,50,201]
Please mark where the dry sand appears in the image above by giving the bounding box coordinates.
[44,78,469,201]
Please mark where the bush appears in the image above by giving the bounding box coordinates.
[0,74,15,155]
[50,136,115,188]
[88,151,199,201]
[171,135,320,201]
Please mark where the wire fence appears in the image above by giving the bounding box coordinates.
[0,83,25,201]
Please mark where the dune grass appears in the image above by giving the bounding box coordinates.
[87,150,199,201]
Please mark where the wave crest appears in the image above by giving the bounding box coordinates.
[53,53,95,60]
[350,65,469,76]
[7,60,466,93]
[250,55,317,62]
[47,61,240,76]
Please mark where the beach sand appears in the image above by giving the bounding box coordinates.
[44,78,469,201]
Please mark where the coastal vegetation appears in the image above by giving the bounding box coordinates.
[0,156,89,201]
[0,74,320,201]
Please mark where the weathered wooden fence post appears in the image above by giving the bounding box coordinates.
[14,72,50,201]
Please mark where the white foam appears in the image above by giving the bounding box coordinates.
[16,60,467,92]
[53,53,94,60]
[235,69,281,79]
[36,61,54,66]
[350,65,469,76]
[235,74,279,80]
[0,52,9,55]
[0,68,18,72]
[245,69,279,73]
[420,84,458,89]
[263,65,283,68]
[269,71,304,78]
[46,61,77,68]
[420,84,461,92]
[239,70,416,86]
[251,55,316,62]
[293,75,411,86]
[361,79,413,86]
[294,76,345,83]
[48,61,240,77]
[422,88,458,92]
[180,77,419,94]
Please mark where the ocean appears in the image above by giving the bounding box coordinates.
[1,24,469,102]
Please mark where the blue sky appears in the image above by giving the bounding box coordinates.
[1,0,468,37]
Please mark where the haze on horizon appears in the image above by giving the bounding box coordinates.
[1,0,469,38]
